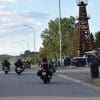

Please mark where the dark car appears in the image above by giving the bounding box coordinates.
[71,57,86,67]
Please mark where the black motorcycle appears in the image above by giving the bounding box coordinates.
[37,69,52,84]
[3,66,9,74]
[50,67,56,75]
[15,67,23,75]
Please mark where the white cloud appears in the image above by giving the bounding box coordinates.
[0,5,6,10]
[0,29,8,32]
[0,0,37,3]
[0,8,45,34]
[0,8,45,55]
[0,0,16,2]
[89,2,100,8]
[0,42,24,55]
[0,0,46,55]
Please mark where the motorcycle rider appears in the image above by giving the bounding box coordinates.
[37,54,53,83]
[26,60,31,68]
[41,57,49,69]
[1,59,10,71]
[50,60,56,74]
[41,57,52,77]
[14,59,23,71]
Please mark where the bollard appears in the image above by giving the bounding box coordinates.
[90,62,99,78]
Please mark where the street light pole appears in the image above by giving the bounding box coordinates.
[59,0,62,66]
[23,25,36,64]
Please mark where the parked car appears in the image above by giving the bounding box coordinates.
[71,57,86,67]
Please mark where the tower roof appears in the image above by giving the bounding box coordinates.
[77,0,88,6]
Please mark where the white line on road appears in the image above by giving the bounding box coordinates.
[58,74,100,91]
[58,74,81,83]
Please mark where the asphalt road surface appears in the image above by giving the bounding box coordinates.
[0,66,100,100]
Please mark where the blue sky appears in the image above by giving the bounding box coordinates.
[0,0,100,55]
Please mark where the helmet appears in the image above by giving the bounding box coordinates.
[17,59,21,62]
[4,59,7,62]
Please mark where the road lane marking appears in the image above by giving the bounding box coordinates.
[58,74,100,91]
[58,74,81,83]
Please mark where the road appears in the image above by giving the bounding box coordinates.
[0,66,100,100]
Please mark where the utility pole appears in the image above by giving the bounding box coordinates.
[59,0,62,66]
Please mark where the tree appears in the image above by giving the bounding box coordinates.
[40,16,77,60]
[95,31,100,48]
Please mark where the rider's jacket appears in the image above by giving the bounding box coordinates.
[2,61,10,67]
[14,61,23,68]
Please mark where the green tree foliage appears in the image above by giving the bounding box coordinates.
[0,55,12,62]
[41,16,77,59]
[95,31,100,48]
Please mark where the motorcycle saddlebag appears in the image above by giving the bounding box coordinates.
[37,70,42,76]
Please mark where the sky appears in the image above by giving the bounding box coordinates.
[0,0,100,56]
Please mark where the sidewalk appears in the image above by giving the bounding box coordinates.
[56,66,90,73]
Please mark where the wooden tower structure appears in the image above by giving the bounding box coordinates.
[77,0,93,56]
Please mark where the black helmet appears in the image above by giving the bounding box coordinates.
[17,59,21,62]
[4,59,7,62]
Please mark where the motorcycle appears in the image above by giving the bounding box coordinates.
[37,69,52,84]
[3,66,9,74]
[15,67,23,75]
[48,65,56,75]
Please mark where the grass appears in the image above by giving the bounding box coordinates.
[87,78,100,87]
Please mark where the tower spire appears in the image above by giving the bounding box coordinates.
[77,0,93,56]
